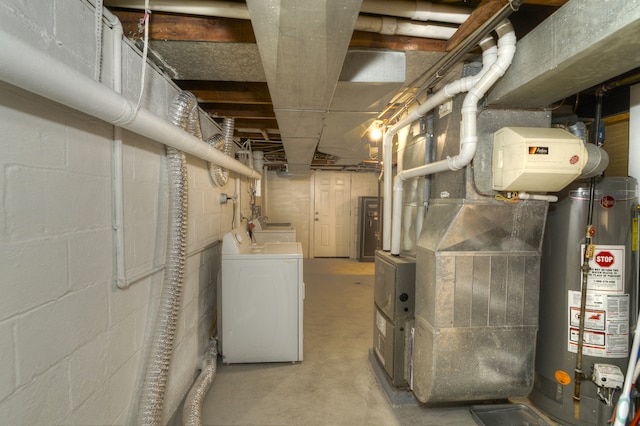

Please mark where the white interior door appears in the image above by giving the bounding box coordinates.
[313,172,351,257]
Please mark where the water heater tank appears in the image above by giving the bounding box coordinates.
[530,177,638,425]
[492,127,587,192]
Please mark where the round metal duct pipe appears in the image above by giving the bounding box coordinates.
[208,117,234,187]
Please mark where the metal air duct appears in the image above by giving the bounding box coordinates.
[207,117,234,187]
[245,0,363,174]
[411,101,553,403]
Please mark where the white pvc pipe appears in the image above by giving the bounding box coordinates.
[0,29,262,181]
[83,0,130,289]
[262,166,268,218]
[235,177,242,227]
[109,13,127,289]
[614,315,640,426]
[388,22,515,255]
[105,0,471,24]
[381,35,498,252]
[518,192,558,202]
[361,0,471,24]
[86,0,129,289]
[105,0,251,19]
[395,124,410,249]
[104,0,465,39]
[355,15,456,40]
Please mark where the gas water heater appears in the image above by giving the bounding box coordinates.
[531,177,638,425]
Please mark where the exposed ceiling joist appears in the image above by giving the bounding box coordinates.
[179,81,271,104]
[106,0,573,171]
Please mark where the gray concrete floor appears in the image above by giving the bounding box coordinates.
[199,258,551,425]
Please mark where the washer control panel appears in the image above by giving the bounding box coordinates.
[222,226,252,254]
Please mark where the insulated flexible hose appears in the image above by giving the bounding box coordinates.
[137,91,194,425]
[208,117,234,187]
[183,340,218,426]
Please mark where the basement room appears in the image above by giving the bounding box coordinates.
[1,0,640,425]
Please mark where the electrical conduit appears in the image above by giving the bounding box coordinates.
[89,0,186,291]
[95,6,129,290]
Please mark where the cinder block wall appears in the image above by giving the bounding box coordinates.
[265,171,379,259]
[0,1,236,424]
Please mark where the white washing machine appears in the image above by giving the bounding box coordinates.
[250,218,297,243]
[252,228,297,243]
[221,226,304,364]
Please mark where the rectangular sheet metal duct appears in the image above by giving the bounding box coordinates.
[411,100,552,403]
[488,0,640,108]
[246,0,363,173]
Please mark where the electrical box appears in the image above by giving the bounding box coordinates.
[592,363,624,389]
[492,127,587,192]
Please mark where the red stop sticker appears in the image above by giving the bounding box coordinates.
[595,251,614,267]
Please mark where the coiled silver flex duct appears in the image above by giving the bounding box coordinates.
[182,340,218,426]
[207,117,234,187]
[137,91,196,425]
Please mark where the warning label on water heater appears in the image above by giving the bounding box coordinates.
[568,244,628,358]
[582,244,625,292]
[567,290,629,358]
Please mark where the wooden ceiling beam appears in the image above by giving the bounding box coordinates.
[232,118,279,130]
[447,0,566,51]
[111,9,450,52]
[200,103,275,119]
[446,0,506,52]
[349,31,446,52]
[176,81,272,104]
[523,0,568,5]
[111,10,256,42]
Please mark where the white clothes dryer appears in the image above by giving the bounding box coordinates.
[221,226,304,363]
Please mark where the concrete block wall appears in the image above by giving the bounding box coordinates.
[265,171,379,259]
[265,171,312,256]
[0,1,237,424]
